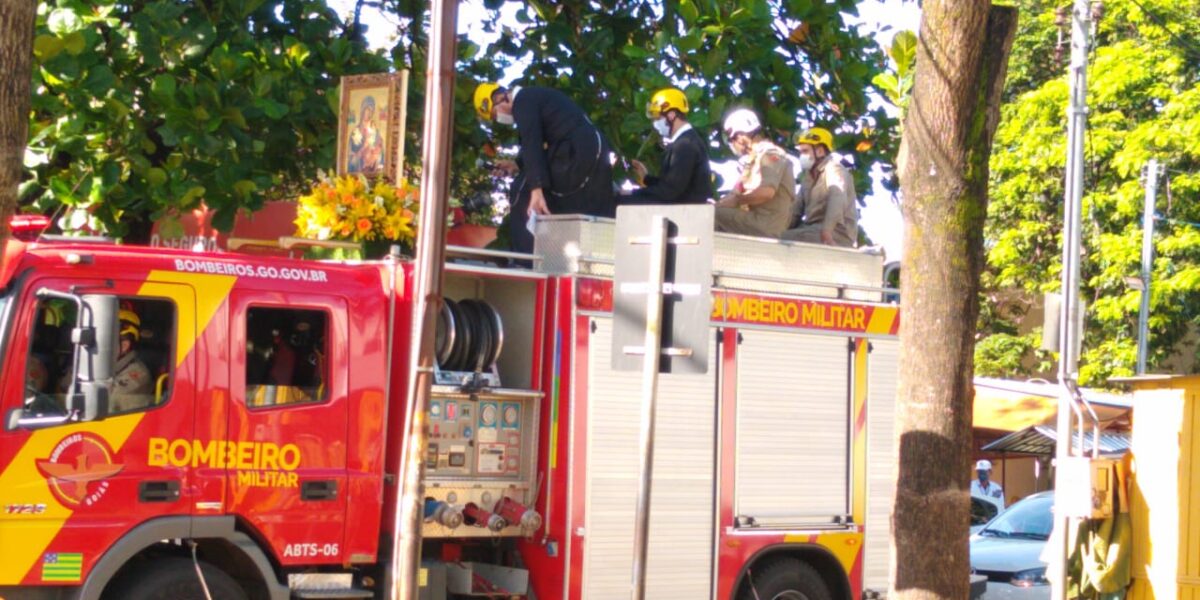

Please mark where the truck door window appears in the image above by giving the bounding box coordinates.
[244,307,328,408]
[23,296,176,418]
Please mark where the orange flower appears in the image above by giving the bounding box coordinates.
[356,218,372,233]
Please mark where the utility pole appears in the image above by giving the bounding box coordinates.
[1053,0,1091,598]
[391,0,458,598]
[1136,159,1159,375]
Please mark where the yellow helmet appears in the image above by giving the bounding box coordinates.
[645,88,689,119]
[119,309,141,341]
[474,82,501,121]
[794,127,834,151]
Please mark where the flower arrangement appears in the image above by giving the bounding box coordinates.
[294,172,419,248]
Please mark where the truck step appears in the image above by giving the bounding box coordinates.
[291,589,374,599]
[288,573,374,599]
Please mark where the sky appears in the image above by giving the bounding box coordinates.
[328,0,921,262]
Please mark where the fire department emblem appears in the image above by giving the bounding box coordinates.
[36,433,124,507]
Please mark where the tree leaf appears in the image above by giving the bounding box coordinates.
[787,0,813,16]
[890,30,918,71]
[47,8,82,36]
[872,72,900,96]
[222,107,248,129]
[146,168,168,187]
[621,45,650,60]
[33,35,64,60]
[233,180,257,198]
[181,186,207,205]
[151,75,177,102]
[84,65,116,94]
[677,32,702,53]
[63,31,87,55]
[679,0,700,24]
[254,97,289,119]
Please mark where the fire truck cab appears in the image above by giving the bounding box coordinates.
[0,215,899,600]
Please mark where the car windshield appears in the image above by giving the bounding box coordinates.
[981,494,1053,540]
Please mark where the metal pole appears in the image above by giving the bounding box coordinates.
[390,1,458,598]
[1137,158,1159,374]
[396,69,410,184]
[1053,1,1090,599]
[631,216,669,600]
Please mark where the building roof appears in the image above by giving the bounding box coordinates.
[982,424,1132,456]
[973,377,1132,433]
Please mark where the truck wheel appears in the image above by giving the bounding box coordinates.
[741,558,833,600]
[105,557,248,600]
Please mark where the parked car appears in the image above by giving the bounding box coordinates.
[971,495,1001,534]
[970,491,1053,599]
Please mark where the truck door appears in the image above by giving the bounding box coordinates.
[0,278,195,587]
[226,292,349,565]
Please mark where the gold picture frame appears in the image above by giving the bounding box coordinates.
[336,73,403,180]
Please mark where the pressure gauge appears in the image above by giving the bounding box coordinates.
[481,404,497,427]
[503,405,519,427]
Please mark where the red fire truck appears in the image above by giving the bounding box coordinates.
[0,215,900,600]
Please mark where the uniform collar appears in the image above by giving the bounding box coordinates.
[664,122,693,145]
[752,139,779,155]
[116,351,138,372]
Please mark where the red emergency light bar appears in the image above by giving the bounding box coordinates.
[9,214,51,241]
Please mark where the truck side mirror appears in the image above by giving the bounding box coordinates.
[66,294,118,421]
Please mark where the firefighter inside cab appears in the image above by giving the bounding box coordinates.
[111,305,154,413]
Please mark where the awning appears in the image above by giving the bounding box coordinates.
[982,424,1132,456]
[973,377,1132,433]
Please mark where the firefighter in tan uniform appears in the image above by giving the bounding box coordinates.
[714,109,795,238]
[781,127,859,247]
[111,308,154,413]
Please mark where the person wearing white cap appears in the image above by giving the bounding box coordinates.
[970,459,1005,511]
[713,108,795,238]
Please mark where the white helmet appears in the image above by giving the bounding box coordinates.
[723,109,761,138]
[975,459,993,471]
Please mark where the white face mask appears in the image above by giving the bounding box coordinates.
[798,153,815,172]
[495,112,514,126]
[653,117,671,138]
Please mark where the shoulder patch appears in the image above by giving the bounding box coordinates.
[762,154,781,164]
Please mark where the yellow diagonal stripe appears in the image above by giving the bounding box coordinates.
[866,306,898,335]
[0,414,143,584]
[817,532,863,574]
[139,271,236,367]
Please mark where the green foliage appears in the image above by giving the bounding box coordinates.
[977,0,1200,384]
[453,0,897,199]
[24,0,898,240]
[23,0,389,239]
[872,30,916,121]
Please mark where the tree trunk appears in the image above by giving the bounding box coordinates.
[0,0,36,253]
[889,3,1017,600]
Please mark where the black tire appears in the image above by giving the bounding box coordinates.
[105,557,248,600]
[740,558,833,600]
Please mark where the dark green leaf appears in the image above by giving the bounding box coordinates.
[679,0,700,24]
[254,98,289,119]
[151,75,176,102]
